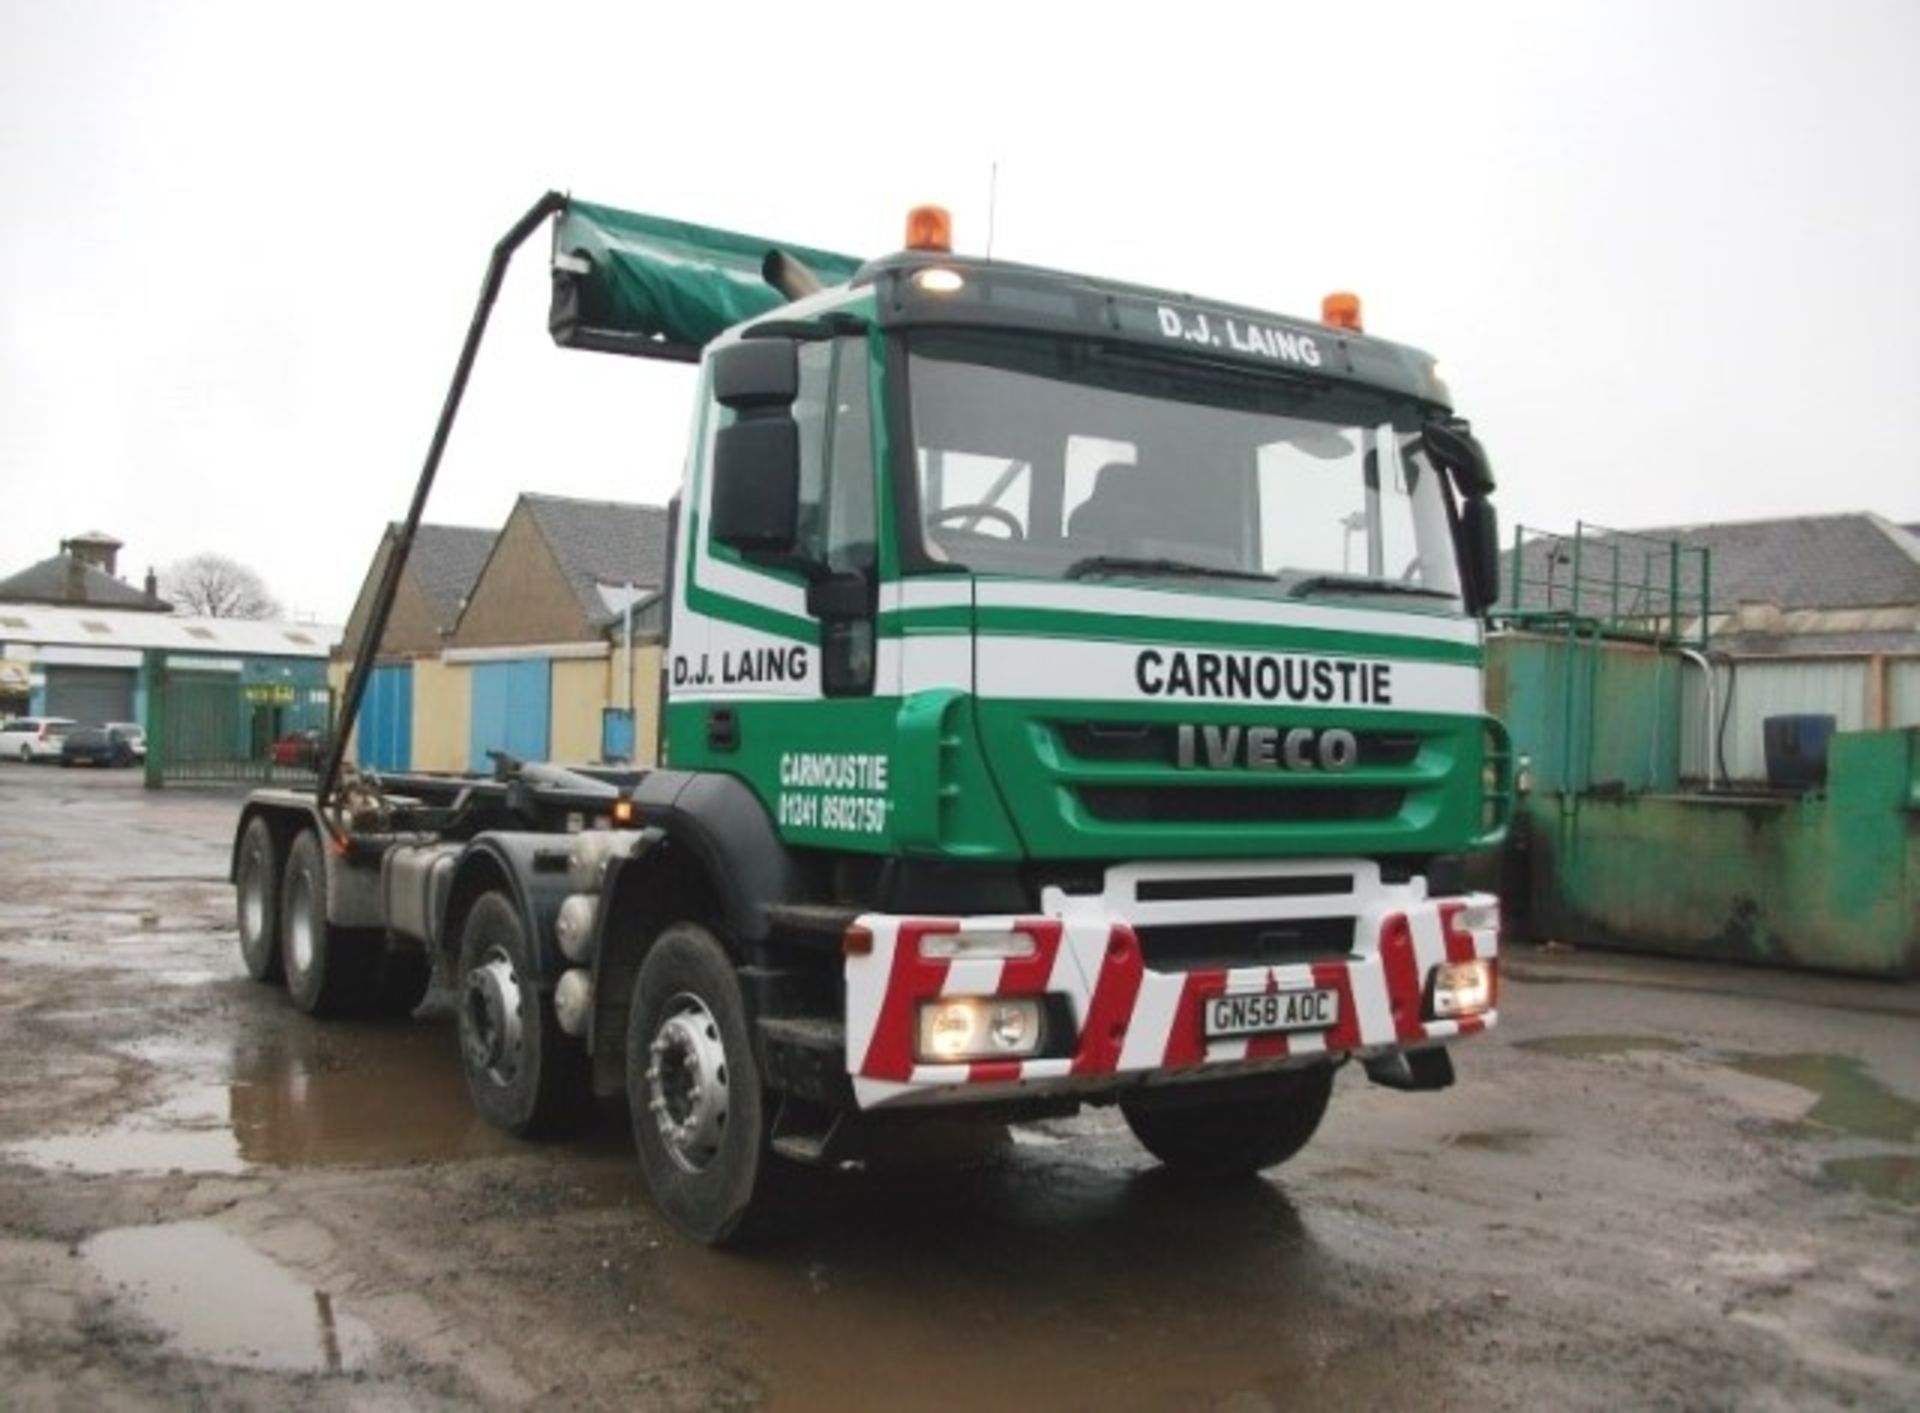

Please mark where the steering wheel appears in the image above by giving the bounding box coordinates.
[929,504,1024,539]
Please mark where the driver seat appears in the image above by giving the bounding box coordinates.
[1068,461,1154,544]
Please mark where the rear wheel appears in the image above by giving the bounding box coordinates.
[280,830,379,1017]
[626,922,776,1246]
[1121,1065,1335,1178]
[235,817,284,984]
[456,891,589,1136]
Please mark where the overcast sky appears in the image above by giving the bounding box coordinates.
[2,0,1915,624]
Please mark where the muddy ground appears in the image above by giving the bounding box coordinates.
[0,765,1914,1411]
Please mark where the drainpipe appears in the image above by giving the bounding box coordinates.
[622,583,635,715]
[1678,647,1717,791]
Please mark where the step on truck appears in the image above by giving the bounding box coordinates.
[231,193,1511,1244]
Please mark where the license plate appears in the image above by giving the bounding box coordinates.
[1204,988,1340,1039]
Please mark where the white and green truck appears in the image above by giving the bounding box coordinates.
[231,193,1510,1243]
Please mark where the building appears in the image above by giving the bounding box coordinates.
[1502,511,1920,782]
[334,495,669,773]
[333,522,498,771]
[1,532,336,742]
[0,531,168,616]
[0,603,336,753]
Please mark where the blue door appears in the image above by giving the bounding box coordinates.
[469,659,551,770]
[359,663,412,771]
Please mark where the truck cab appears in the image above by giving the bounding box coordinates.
[662,226,1506,1109]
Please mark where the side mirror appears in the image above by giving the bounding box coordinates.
[711,418,800,555]
[1423,418,1496,497]
[709,337,803,557]
[1459,496,1501,616]
[713,338,798,408]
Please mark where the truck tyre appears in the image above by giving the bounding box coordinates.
[1121,1065,1335,1178]
[280,830,380,1017]
[456,891,589,1136]
[626,922,775,1246]
[235,816,284,984]
[369,946,433,1019]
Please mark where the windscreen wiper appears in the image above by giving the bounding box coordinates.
[1065,555,1276,583]
[1285,573,1455,600]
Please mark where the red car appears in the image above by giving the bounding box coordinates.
[269,729,328,768]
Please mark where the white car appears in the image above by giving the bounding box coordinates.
[108,722,148,761]
[1,716,78,762]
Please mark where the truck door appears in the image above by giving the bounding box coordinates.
[667,333,899,852]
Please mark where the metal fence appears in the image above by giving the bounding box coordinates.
[143,651,333,789]
[1499,522,1712,649]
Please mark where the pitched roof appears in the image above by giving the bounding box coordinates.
[0,553,162,611]
[404,523,497,630]
[1506,513,1920,616]
[0,602,337,657]
[1651,513,1920,611]
[519,494,670,623]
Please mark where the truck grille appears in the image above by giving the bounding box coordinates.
[1057,722,1422,768]
[1134,916,1357,971]
[1078,784,1404,826]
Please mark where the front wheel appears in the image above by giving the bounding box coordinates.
[627,922,776,1246]
[456,891,589,1136]
[1121,1065,1335,1178]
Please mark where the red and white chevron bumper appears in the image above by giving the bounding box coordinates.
[844,865,1499,1110]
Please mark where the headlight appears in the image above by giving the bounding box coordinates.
[916,998,1044,1062]
[1429,959,1496,1019]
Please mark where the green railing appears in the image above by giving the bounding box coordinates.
[143,650,333,789]
[1497,521,1712,650]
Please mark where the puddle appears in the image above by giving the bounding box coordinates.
[1515,1034,1689,1059]
[1724,1053,1920,1144]
[657,1152,1386,1412]
[5,1020,516,1175]
[83,1221,378,1373]
[223,1022,514,1168]
[1823,1154,1920,1206]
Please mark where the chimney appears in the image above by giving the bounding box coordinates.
[59,531,123,578]
[65,554,87,603]
[144,567,160,608]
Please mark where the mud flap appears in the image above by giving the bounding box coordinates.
[1364,1048,1455,1092]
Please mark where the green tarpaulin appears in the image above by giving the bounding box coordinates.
[549,199,864,360]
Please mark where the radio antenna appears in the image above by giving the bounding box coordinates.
[986,160,999,261]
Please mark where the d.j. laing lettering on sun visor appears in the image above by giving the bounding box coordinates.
[1115,299,1327,370]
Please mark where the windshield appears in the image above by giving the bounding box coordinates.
[906,332,1462,602]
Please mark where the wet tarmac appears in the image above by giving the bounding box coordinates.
[2,766,1917,1410]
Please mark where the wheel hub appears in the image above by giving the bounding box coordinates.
[647,996,729,1174]
[464,953,525,1085]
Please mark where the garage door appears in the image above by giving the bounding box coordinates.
[469,659,550,770]
[45,665,136,724]
[359,663,413,772]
